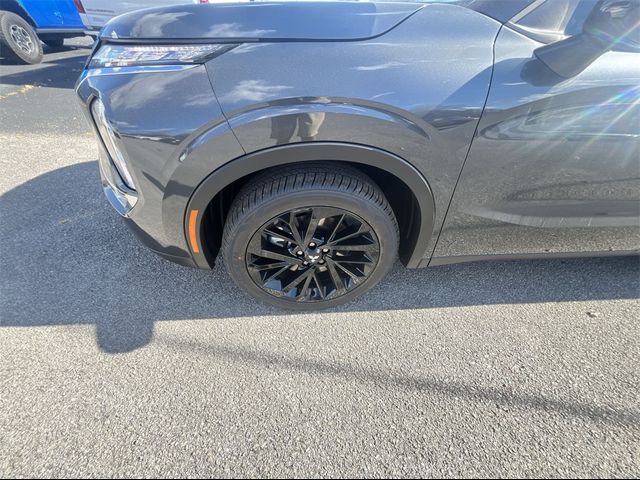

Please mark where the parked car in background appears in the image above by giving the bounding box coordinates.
[76,0,246,34]
[0,0,86,64]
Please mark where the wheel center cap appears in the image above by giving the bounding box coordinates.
[305,247,322,263]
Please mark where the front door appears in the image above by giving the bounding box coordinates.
[434,0,640,261]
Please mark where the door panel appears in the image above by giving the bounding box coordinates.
[434,25,640,259]
[20,0,81,28]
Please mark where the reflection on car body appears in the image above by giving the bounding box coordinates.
[76,0,640,308]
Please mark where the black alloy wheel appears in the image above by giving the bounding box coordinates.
[246,206,380,302]
[221,163,399,310]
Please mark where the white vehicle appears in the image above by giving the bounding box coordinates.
[75,0,246,32]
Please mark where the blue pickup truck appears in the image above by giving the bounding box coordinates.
[0,0,86,64]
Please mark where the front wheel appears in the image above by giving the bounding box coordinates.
[0,12,43,64]
[221,163,399,310]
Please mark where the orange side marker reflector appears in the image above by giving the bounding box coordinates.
[188,209,200,254]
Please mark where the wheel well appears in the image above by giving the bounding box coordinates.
[0,2,36,26]
[200,161,421,267]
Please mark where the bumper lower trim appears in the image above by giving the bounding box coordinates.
[98,150,138,217]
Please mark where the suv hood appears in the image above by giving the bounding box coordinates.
[100,1,424,42]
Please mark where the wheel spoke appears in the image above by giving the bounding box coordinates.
[297,272,315,301]
[249,260,290,271]
[326,214,345,243]
[312,272,325,299]
[250,248,297,263]
[331,243,378,253]
[245,206,381,303]
[334,261,363,284]
[286,211,305,246]
[328,225,364,245]
[283,268,314,292]
[326,259,347,296]
[331,258,373,265]
[301,208,320,246]
[263,226,295,243]
[263,265,293,286]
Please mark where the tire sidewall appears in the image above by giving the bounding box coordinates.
[224,190,398,310]
[1,13,43,64]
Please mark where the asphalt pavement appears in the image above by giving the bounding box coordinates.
[1,39,639,478]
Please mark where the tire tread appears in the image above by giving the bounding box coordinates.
[221,163,398,259]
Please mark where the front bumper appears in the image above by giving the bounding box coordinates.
[93,124,200,268]
[98,145,138,217]
[75,64,244,269]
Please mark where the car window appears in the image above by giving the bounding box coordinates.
[512,0,598,43]
[511,0,638,52]
[385,0,535,23]
[458,0,536,23]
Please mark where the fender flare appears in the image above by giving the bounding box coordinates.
[0,1,36,27]
[185,142,435,269]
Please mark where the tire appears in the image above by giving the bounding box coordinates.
[40,35,64,48]
[222,163,399,310]
[0,12,43,64]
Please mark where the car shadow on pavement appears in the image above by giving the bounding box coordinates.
[0,53,88,88]
[2,162,639,429]
[158,336,640,429]
[2,161,638,354]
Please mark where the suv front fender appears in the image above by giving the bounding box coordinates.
[183,142,435,269]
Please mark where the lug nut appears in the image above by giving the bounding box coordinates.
[318,259,325,265]
[309,242,316,248]
[322,248,330,253]
[296,250,304,256]
[303,261,309,266]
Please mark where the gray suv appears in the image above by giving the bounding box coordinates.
[76,0,639,309]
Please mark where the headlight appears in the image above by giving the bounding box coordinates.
[91,99,136,190]
[88,43,236,68]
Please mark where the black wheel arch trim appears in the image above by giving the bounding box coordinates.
[184,142,435,269]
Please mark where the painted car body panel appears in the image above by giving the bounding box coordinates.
[76,2,501,267]
[100,2,424,41]
[75,0,640,270]
[434,25,640,260]
[76,65,245,264]
[207,4,500,260]
[16,0,83,29]
[78,0,202,31]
